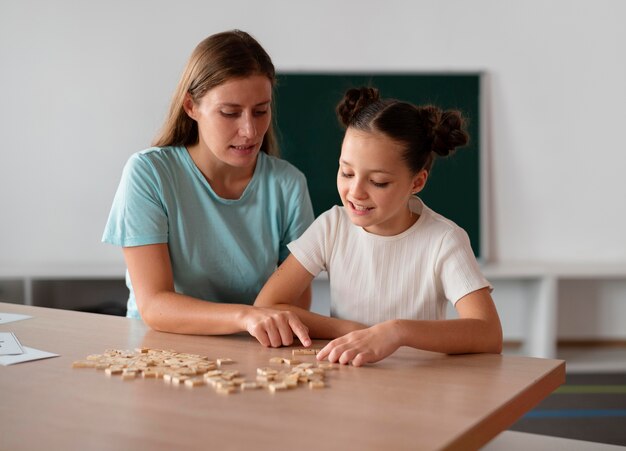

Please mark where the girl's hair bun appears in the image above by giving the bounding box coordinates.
[418,107,468,157]
[336,87,380,127]
[432,110,469,156]
[334,86,469,174]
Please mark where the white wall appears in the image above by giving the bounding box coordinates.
[1,1,625,337]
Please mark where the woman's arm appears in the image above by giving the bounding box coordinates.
[255,255,367,338]
[317,287,502,366]
[123,244,311,347]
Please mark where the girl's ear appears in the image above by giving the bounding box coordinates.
[182,93,197,120]
[411,170,428,195]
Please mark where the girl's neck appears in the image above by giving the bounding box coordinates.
[365,206,420,237]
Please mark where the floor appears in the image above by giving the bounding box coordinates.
[485,430,626,450]
[502,345,626,448]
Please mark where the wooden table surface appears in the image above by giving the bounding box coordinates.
[0,302,565,451]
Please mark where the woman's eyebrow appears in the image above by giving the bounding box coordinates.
[219,100,271,107]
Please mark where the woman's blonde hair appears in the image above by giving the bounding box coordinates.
[152,30,278,156]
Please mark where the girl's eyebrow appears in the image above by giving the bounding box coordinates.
[339,159,393,175]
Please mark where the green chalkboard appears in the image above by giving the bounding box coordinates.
[274,73,481,257]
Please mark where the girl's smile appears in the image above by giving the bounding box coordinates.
[337,128,427,236]
[348,201,374,215]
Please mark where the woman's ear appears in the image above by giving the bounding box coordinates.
[182,93,197,120]
[411,170,428,195]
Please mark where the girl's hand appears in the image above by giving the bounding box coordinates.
[316,321,402,366]
[243,307,311,348]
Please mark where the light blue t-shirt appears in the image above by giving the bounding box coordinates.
[102,146,314,319]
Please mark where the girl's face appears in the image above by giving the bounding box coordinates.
[337,128,427,236]
[184,75,272,171]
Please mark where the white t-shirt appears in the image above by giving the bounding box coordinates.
[287,197,491,326]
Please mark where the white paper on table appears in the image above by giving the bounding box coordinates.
[0,332,24,355]
[0,312,32,324]
[0,346,59,366]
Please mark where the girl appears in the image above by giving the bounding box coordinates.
[102,30,313,348]
[255,87,502,365]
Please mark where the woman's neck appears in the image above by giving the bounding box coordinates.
[186,144,257,200]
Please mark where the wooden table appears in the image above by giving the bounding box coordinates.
[0,302,565,451]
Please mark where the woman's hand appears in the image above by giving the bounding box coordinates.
[242,307,311,348]
[316,321,401,367]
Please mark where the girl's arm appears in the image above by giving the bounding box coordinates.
[292,279,312,311]
[123,244,311,347]
[317,287,502,366]
[255,255,367,338]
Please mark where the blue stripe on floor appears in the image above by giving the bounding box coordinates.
[525,409,626,419]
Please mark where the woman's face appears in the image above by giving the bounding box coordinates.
[337,128,427,236]
[185,75,272,171]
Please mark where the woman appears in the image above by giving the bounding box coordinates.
[103,30,313,347]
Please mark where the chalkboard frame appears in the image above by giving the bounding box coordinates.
[274,73,484,259]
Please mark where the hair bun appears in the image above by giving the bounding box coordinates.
[336,87,380,127]
[424,108,469,157]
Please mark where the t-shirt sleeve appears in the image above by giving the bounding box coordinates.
[286,207,337,277]
[436,227,492,305]
[279,172,315,262]
[102,153,168,247]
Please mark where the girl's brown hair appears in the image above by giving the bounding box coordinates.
[153,30,278,156]
[336,87,469,173]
